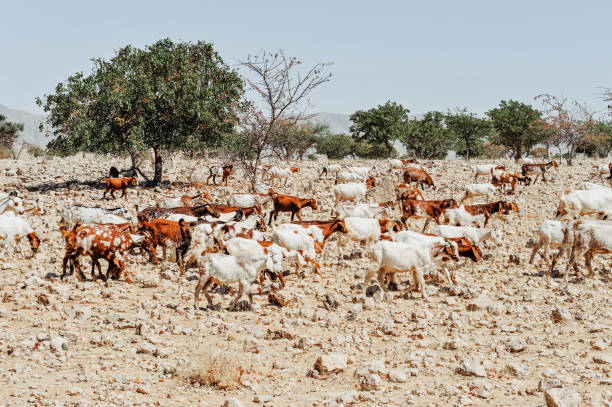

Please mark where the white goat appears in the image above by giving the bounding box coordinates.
[528,220,564,265]
[442,206,487,228]
[0,194,25,216]
[0,214,39,258]
[332,182,371,207]
[460,183,497,204]
[555,189,612,219]
[59,205,130,226]
[429,224,503,247]
[336,171,365,183]
[272,227,321,275]
[193,252,270,309]
[472,164,506,181]
[365,240,449,300]
[335,203,390,219]
[336,217,381,258]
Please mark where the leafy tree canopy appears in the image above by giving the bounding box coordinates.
[349,101,409,157]
[445,109,491,160]
[400,111,454,159]
[37,38,244,184]
[486,100,545,160]
[0,114,23,150]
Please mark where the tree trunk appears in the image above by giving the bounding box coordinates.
[515,141,522,162]
[153,147,163,186]
[386,141,394,158]
[567,144,574,166]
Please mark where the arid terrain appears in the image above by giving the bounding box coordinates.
[0,155,610,407]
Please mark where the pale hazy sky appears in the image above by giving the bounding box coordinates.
[2,0,610,116]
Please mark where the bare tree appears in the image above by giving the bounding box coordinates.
[535,94,596,165]
[233,51,331,190]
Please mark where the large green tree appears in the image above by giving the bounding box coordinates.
[445,109,490,160]
[486,100,545,161]
[400,111,454,159]
[37,38,244,185]
[349,101,409,157]
[0,114,23,154]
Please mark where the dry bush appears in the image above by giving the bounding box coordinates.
[0,146,12,159]
[483,141,506,159]
[183,350,243,389]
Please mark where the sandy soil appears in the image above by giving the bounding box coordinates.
[0,155,610,407]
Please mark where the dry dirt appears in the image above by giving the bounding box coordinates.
[0,154,611,407]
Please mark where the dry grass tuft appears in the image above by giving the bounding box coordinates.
[184,350,243,389]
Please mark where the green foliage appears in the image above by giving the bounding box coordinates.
[27,145,46,158]
[350,101,409,157]
[400,111,453,159]
[576,121,612,157]
[0,114,23,150]
[269,123,327,160]
[353,141,396,158]
[316,134,353,159]
[445,109,490,159]
[486,100,545,160]
[37,38,244,184]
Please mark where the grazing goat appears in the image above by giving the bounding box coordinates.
[102,177,137,199]
[207,165,233,185]
[60,205,130,227]
[365,241,456,300]
[228,193,272,209]
[335,202,392,218]
[335,217,397,258]
[472,164,506,181]
[345,166,372,179]
[460,183,498,204]
[269,167,300,186]
[60,223,152,282]
[319,164,342,179]
[156,192,212,209]
[268,193,318,225]
[593,163,611,180]
[528,220,564,265]
[0,193,25,216]
[0,214,40,258]
[332,178,376,207]
[390,230,459,290]
[137,203,220,225]
[336,171,366,184]
[193,252,270,310]
[554,189,612,219]
[429,224,503,247]
[403,168,435,190]
[521,161,558,184]
[272,226,321,276]
[401,199,457,230]
[549,220,612,285]
[138,219,195,273]
[396,183,425,202]
[388,159,404,173]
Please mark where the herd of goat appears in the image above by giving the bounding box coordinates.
[1,157,611,310]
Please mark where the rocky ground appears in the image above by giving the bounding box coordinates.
[0,154,610,407]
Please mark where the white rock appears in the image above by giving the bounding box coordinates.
[314,353,348,374]
[456,359,487,377]
[222,399,244,407]
[545,388,582,407]
[360,373,382,391]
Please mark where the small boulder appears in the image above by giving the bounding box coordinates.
[544,388,581,407]
[314,353,348,374]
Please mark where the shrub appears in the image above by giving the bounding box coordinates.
[483,141,506,159]
[0,146,11,159]
[530,147,548,158]
[316,134,353,159]
[27,145,46,158]
[183,351,242,389]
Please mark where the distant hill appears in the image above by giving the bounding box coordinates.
[0,104,48,146]
[308,112,352,134]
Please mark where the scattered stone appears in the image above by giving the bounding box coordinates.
[456,359,487,377]
[593,354,612,364]
[243,338,260,353]
[506,337,526,353]
[551,308,572,323]
[314,353,348,374]
[388,370,407,383]
[360,373,382,391]
[253,394,272,403]
[544,387,582,407]
[268,292,291,307]
[222,398,244,407]
[539,378,562,392]
[506,361,530,378]
[230,300,251,312]
[322,292,340,310]
[467,293,491,311]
